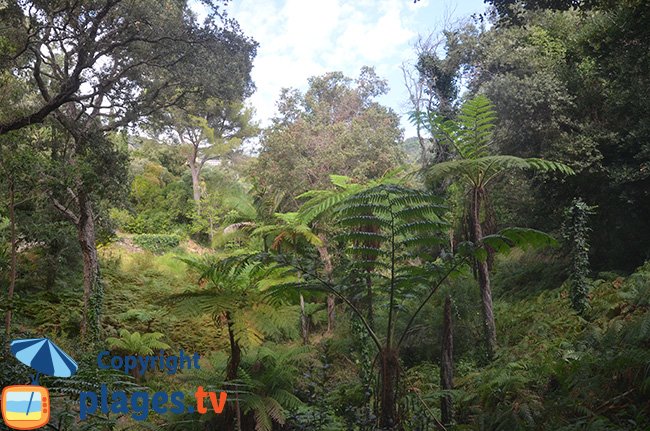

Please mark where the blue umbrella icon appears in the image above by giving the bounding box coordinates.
[11,338,78,381]
[10,338,79,416]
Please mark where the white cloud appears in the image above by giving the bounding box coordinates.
[217,0,486,135]
[228,0,419,127]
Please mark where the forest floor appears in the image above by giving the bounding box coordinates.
[6,241,649,430]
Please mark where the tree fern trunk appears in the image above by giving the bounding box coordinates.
[440,295,454,425]
[189,153,202,214]
[221,312,241,430]
[472,187,497,359]
[379,347,399,429]
[300,293,309,344]
[366,273,374,330]
[326,295,335,333]
[225,312,241,381]
[317,239,336,333]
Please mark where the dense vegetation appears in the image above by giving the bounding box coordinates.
[1,0,649,430]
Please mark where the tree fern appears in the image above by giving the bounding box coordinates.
[169,252,301,401]
[178,344,310,431]
[283,183,467,427]
[422,94,574,359]
[106,329,170,356]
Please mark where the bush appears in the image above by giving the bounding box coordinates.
[132,234,180,253]
[124,209,175,234]
[109,208,134,231]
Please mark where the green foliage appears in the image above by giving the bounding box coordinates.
[133,234,181,254]
[562,198,596,314]
[296,170,404,225]
[284,182,468,427]
[171,254,299,349]
[334,184,448,269]
[252,68,403,212]
[121,157,194,234]
[192,167,259,245]
[180,344,311,431]
[106,329,171,356]
[492,249,568,299]
[481,227,559,260]
[3,1,650,429]
[294,182,458,346]
[100,248,219,352]
[420,94,574,187]
[445,3,650,270]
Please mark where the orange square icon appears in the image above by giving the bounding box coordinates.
[1,386,50,430]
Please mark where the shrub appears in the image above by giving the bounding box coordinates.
[124,210,175,234]
[132,234,180,253]
[109,208,134,231]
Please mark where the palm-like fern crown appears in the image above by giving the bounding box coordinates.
[425,95,574,187]
[171,254,299,349]
[296,170,404,225]
[106,329,170,356]
[252,211,323,251]
[436,94,496,160]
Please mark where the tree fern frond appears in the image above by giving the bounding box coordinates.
[481,156,575,184]
[427,158,483,183]
[264,397,287,425]
[394,220,449,235]
[481,228,559,259]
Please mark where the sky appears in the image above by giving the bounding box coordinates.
[214,0,488,137]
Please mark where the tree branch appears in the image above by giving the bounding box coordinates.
[50,195,80,225]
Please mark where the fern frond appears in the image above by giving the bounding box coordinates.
[482,227,560,255]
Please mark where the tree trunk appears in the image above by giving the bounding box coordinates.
[440,295,454,425]
[300,293,309,344]
[208,214,214,244]
[5,174,17,347]
[222,312,242,431]
[326,295,335,333]
[472,188,497,359]
[225,312,241,381]
[77,191,102,344]
[190,161,201,207]
[379,347,400,429]
[317,239,336,333]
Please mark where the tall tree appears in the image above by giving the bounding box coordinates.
[46,123,128,342]
[445,1,650,270]
[0,131,43,346]
[421,95,573,358]
[253,67,403,212]
[161,101,258,209]
[0,0,256,343]
[404,26,479,169]
[0,0,255,135]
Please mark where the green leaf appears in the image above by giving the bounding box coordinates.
[482,227,559,255]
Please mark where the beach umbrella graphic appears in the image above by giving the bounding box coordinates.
[10,338,78,382]
[9,338,79,417]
